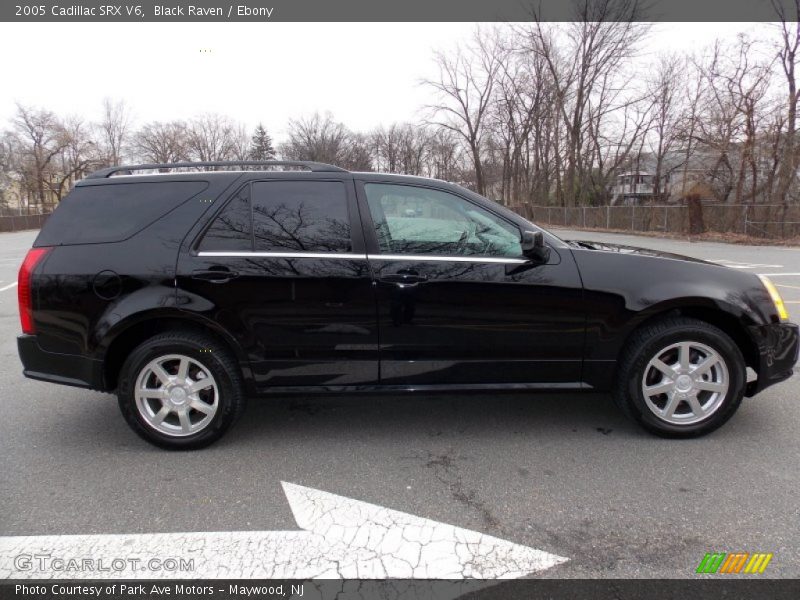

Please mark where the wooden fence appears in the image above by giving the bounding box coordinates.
[0,213,51,233]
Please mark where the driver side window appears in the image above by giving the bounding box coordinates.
[363,183,522,258]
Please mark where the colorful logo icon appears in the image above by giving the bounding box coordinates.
[696,552,773,574]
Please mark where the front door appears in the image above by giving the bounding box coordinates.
[357,181,585,387]
[177,177,378,390]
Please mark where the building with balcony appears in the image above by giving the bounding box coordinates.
[611,172,655,205]
[610,149,721,206]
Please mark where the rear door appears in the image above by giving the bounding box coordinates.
[176,177,378,390]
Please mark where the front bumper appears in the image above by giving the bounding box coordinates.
[17,335,105,390]
[746,322,799,396]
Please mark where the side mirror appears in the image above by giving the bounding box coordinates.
[521,230,551,264]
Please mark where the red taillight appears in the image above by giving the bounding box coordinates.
[18,247,50,335]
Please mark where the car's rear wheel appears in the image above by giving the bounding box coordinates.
[117,330,246,449]
[614,317,746,437]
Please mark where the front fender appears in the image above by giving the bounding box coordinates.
[572,248,768,363]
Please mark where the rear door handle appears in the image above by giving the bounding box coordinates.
[380,271,428,285]
[192,268,239,283]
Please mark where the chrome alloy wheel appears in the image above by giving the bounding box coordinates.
[134,354,219,437]
[641,341,729,425]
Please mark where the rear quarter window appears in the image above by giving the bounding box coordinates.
[35,181,209,246]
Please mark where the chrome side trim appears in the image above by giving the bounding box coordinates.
[198,251,368,260]
[197,251,528,264]
[370,254,528,264]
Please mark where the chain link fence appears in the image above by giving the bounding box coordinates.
[509,204,800,240]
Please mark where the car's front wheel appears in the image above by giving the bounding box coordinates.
[614,317,746,437]
[117,330,246,449]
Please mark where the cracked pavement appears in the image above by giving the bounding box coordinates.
[1,229,799,578]
[0,483,565,579]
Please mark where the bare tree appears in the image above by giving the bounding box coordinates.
[0,134,13,211]
[491,42,539,204]
[588,90,655,205]
[425,128,466,182]
[10,103,70,210]
[644,55,687,201]
[48,116,98,202]
[97,98,131,166]
[424,27,506,195]
[280,112,352,166]
[773,0,800,206]
[675,50,709,205]
[371,125,401,172]
[686,44,738,203]
[133,121,189,164]
[395,125,430,176]
[341,132,373,171]
[524,0,649,206]
[371,123,429,175]
[695,37,773,204]
[186,114,240,162]
[229,123,252,162]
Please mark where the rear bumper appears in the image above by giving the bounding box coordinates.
[746,322,799,396]
[17,335,105,390]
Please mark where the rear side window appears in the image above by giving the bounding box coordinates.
[252,181,351,253]
[35,181,208,246]
[199,181,352,253]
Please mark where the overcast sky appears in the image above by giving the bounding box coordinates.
[0,22,771,140]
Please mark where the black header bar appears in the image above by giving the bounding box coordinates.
[1,0,797,22]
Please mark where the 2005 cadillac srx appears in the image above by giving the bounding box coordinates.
[16,161,799,448]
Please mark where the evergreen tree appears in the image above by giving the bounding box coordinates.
[248,124,275,160]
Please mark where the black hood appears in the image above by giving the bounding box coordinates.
[565,239,715,266]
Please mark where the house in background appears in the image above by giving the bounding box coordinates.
[611,148,724,206]
[610,171,655,205]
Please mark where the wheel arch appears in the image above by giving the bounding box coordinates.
[99,312,252,393]
[618,303,759,375]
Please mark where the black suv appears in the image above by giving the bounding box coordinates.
[17,161,799,449]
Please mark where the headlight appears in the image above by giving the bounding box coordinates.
[758,275,789,321]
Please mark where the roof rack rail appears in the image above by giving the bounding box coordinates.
[87,160,348,179]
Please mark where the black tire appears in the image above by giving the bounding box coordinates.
[613,317,746,438]
[117,330,246,450]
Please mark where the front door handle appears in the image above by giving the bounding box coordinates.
[380,270,428,285]
[192,267,239,283]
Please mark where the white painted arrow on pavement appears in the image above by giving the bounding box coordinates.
[0,482,567,579]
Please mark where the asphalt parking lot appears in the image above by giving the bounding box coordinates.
[0,227,798,579]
